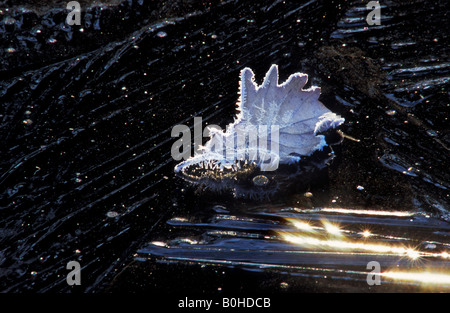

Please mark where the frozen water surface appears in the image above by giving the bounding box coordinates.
[0,0,448,293]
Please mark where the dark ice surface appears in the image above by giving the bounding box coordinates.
[0,0,449,293]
